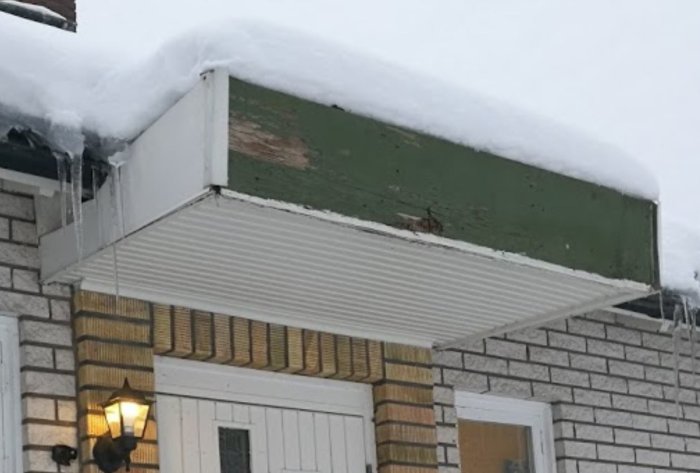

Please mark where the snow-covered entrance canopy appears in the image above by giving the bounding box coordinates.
[39,71,655,347]
[2,0,700,301]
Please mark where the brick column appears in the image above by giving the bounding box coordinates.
[73,292,158,473]
[374,343,438,473]
[0,185,77,472]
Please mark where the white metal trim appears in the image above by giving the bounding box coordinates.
[202,68,229,187]
[0,315,23,473]
[455,392,556,473]
[155,357,373,418]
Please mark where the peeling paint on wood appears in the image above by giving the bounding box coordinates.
[226,77,659,286]
[230,115,310,169]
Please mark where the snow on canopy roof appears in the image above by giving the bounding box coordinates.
[1,0,699,300]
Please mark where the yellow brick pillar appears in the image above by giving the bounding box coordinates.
[73,292,159,473]
[374,343,438,473]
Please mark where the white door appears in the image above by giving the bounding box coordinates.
[0,315,22,472]
[155,357,376,473]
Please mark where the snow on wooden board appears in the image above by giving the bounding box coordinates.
[1,0,699,300]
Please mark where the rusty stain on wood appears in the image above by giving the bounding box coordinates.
[230,114,310,169]
[396,209,444,235]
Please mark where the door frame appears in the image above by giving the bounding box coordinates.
[155,356,377,471]
[455,391,556,473]
[0,314,23,473]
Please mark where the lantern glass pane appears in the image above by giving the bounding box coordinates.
[120,401,150,438]
[104,402,122,438]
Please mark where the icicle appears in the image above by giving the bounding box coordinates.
[69,152,84,261]
[53,152,68,227]
[112,244,120,312]
[92,167,102,246]
[109,164,127,314]
[659,291,672,333]
[117,165,126,238]
[672,303,682,417]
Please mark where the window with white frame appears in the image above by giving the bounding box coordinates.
[455,392,556,473]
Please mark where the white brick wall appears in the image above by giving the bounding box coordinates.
[0,187,77,473]
[433,310,700,473]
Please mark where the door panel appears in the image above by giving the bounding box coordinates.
[158,394,371,473]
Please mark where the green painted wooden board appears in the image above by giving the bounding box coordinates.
[227,77,658,286]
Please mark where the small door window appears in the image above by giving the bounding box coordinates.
[218,427,251,473]
[455,392,555,473]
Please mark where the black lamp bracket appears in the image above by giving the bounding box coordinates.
[93,434,138,473]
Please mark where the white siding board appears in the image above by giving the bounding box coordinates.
[267,408,285,473]
[157,395,184,473]
[181,397,202,473]
[299,411,317,472]
[329,416,348,473]
[198,400,218,473]
[314,414,332,473]
[282,409,301,470]
[251,406,269,473]
[344,416,365,473]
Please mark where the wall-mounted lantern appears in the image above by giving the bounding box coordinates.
[93,379,153,472]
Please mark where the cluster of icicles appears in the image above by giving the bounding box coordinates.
[53,152,126,304]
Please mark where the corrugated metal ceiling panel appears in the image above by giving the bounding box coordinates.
[55,193,649,346]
